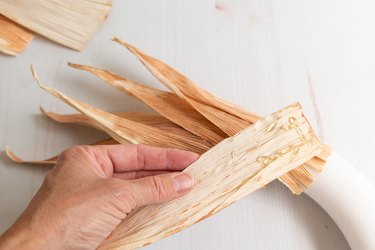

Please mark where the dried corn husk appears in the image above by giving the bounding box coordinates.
[98,103,322,250]
[6,147,58,165]
[112,37,260,123]
[0,15,34,56]
[111,38,331,194]
[31,66,211,154]
[37,62,326,193]
[40,108,185,132]
[68,63,226,144]
[9,40,330,195]
[10,108,329,190]
[0,0,112,50]
[70,62,319,194]
[13,52,328,193]
[6,109,209,165]
[41,109,202,149]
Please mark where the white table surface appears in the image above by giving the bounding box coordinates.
[1,0,375,249]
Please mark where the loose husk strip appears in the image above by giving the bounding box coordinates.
[0,0,112,50]
[40,108,191,135]
[39,108,210,153]
[0,15,34,56]
[41,109,201,150]
[6,109,209,165]
[98,103,322,250]
[112,37,260,124]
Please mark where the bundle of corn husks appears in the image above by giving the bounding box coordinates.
[0,0,112,55]
[7,38,329,249]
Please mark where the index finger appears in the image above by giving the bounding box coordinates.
[90,144,199,175]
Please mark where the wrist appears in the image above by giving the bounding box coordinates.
[0,218,54,250]
[0,226,40,249]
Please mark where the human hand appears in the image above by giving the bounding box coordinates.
[0,145,198,249]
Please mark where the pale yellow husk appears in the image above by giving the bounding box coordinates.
[0,0,112,50]
[98,103,322,250]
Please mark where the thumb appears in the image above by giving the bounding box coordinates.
[126,173,194,207]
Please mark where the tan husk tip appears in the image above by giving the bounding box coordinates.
[0,15,34,56]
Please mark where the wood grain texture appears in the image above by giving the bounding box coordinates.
[3,0,375,249]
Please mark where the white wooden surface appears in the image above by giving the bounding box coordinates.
[1,0,375,249]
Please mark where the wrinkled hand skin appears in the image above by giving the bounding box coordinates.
[0,145,198,250]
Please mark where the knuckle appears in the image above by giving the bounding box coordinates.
[107,179,124,193]
[148,176,169,201]
[44,171,56,187]
[70,145,91,155]
[105,180,135,213]
[43,168,62,191]
[59,145,92,160]
[106,179,132,200]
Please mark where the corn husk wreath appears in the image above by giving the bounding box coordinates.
[7,38,330,249]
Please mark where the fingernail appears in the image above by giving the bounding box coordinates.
[173,174,194,193]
